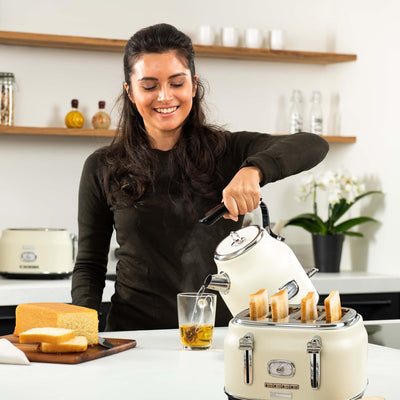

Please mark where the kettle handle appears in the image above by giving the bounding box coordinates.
[199,202,229,225]
[199,200,285,241]
[260,202,285,241]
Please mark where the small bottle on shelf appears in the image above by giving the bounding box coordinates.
[310,90,323,134]
[0,72,16,126]
[65,99,84,128]
[289,89,303,133]
[92,100,111,129]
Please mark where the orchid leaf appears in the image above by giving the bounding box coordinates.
[343,231,364,237]
[330,191,382,224]
[354,190,383,202]
[331,217,378,233]
[285,213,326,234]
[331,199,351,224]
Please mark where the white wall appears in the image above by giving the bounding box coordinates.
[0,0,398,275]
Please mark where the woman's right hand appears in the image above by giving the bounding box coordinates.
[221,166,263,221]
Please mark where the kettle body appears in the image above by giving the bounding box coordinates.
[206,224,318,317]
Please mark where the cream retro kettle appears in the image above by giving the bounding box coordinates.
[200,202,319,317]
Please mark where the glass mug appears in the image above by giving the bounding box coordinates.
[177,292,217,350]
[221,27,240,47]
[196,25,216,46]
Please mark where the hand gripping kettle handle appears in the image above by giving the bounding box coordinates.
[199,200,285,242]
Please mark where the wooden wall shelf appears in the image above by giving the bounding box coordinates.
[0,126,356,143]
[0,126,113,138]
[0,31,357,65]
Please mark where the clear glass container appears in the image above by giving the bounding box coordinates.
[289,89,303,134]
[92,100,111,129]
[0,72,15,126]
[310,90,323,134]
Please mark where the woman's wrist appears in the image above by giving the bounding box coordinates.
[243,166,263,183]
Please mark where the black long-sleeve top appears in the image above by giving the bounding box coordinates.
[71,131,329,331]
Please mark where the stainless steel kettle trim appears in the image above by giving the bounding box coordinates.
[214,226,265,261]
[203,271,230,294]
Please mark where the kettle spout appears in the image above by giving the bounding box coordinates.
[204,272,230,295]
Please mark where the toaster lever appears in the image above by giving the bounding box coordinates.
[278,279,299,300]
[239,333,254,385]
[307,335,322,389]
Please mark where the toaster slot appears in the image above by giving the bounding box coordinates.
[234,306,357,328]
[316,312,326,322]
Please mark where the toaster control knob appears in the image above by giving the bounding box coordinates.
[267,360,296,378]
[20,251,37,262]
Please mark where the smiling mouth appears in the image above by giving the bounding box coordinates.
[154,106,178,114]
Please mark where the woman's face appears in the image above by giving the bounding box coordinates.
[126,51,197,150]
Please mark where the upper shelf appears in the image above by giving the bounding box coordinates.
[0,31,357,65]
[0,126,356,143]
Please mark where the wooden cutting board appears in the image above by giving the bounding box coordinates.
[1,334,136,364]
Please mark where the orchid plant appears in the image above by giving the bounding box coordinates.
[285,169,382,236]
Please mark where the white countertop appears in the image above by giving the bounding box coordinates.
[0,272,399,306]
[0,327,397,400]
[0,277,115,306]
[311,271,400,294]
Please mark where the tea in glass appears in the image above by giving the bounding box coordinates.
[177,292,217,350]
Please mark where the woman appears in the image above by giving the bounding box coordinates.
[71,23,329,331]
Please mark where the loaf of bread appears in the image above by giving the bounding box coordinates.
[14,303,98,345]
[41,336,88,353]
[19,327,75,344]
[301,292,318,322]
[249,288,269,321]
[271,289,288,321]
[324,290,342,323]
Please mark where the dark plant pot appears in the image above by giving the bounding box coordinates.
[312,234,345,273]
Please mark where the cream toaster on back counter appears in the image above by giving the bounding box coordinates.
[0,228,76,278]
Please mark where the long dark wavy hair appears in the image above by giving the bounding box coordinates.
[103,23,227,214]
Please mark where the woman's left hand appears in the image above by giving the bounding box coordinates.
[222,166,263,222]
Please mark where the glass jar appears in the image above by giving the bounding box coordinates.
[92,100,111,129]
[310,90,323,134]
[0,72,15,126]
[289,89,303,133]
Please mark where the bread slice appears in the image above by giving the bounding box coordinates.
[301,292,318,322]
[271,289,288,321]
[19,327,75,344]
[324,290,342,323]
[249,289,269,321]
[14,303,98,345]
[41,336,88,353]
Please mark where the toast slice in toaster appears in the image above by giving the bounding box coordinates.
[271,289,288,321]
[324,290,342,323]
[249,288,269,321]
[301,292,318,322]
